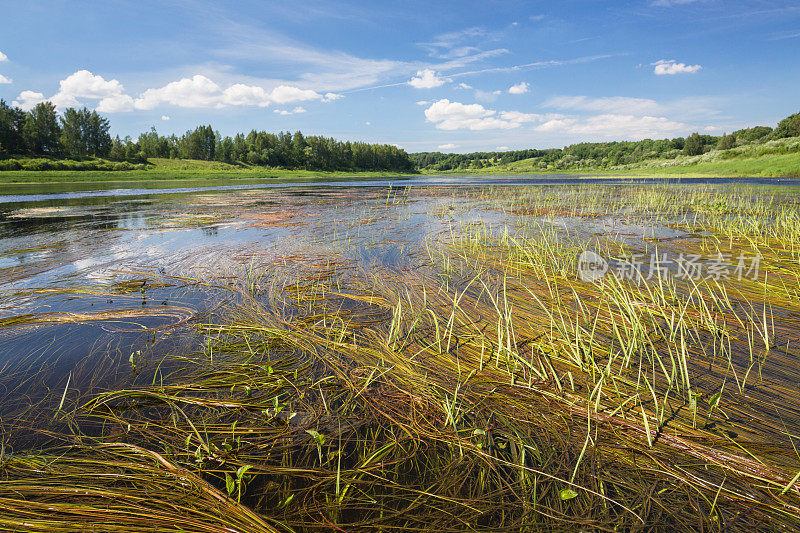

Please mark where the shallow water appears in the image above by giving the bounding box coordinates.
[0,176,798,421]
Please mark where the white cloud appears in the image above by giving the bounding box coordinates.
[96,94,135,113]
[652,59,702,75]
[496,146,510,150]
[17,70,339,114]
[13,70,131,111]
[161,115,170,121]
[474,89,502,102]
[215,37,410,92]
[134,75,328,110]
[269,85,323,104]
[536,114,688,139]
[408,69,447,89]
[365,121,371,126]
[438,143,458,150]
[135,75,223,109]
[416,100,430,106]
[222,83,271,107]
[543,95,665,115]
[456,82,472,89]
[0,51,7,62]
[424,99,553,131]
[0,74,11,84]
[58,70,125,100]
[508,82,530,95]
[273,106,307,115]
[424,98,689,139]
[12,90,45,110]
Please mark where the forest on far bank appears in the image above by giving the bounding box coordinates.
[0,100,414,172]
[1,97,799,174]
[410,111,800,172]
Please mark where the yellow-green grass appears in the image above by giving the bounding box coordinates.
[1,184,799,531]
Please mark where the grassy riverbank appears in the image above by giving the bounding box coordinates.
[419,136,800,178]
[2,139,800,186]
[0,157,416,184]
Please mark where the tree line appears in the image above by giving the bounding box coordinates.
[0,101,111,159]
[114,126,414,172]
[411,110,800,171]
[0,99,414,172]
[3,97,798,173]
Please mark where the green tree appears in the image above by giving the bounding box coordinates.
[60,107,112,157]
[683,132,704,156]
[717,133,736,150]
[0,99,27,155]
[59,108,87,157]
[86,110,112,156]
[773,111,800,139]
[23,102,61,155]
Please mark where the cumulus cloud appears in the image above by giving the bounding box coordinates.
[59,70,125,99]
[535,114,688,139]
[12,90,45,110]
[135,75,223,109]
[424,98,688,139]
[12,70,132,112]
[496,146,510,150]
[508,82,530,95]
[0,51,7,62]
[408,69,447,89]
[136,76,330,109]
[96,94,135,113]
[13,70,341,114]
[652,59,702,75]
[0,74,11,84]
[269,86,323,104]
[44,70,130,110]
[273,106,307,115]
[438,143,458,150]
[161,115,170,121]
[456,82,472,89]
[424,99,555,130]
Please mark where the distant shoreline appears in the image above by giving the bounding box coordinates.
[0,149,798,184]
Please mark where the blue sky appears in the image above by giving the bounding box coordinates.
[1,0,798,152]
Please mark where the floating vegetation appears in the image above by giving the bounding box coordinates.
[0,183,799,531]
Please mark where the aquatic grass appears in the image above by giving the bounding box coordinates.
[1,183,800,531]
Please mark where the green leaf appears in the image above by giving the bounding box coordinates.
[306,429,325,446]
[709,389,722,410]
[225,473,235,495]
[559,488,578,500]
[236,465,252,481]
[278,493,295,509]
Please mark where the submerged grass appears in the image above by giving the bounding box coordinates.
[1,184,799,531]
